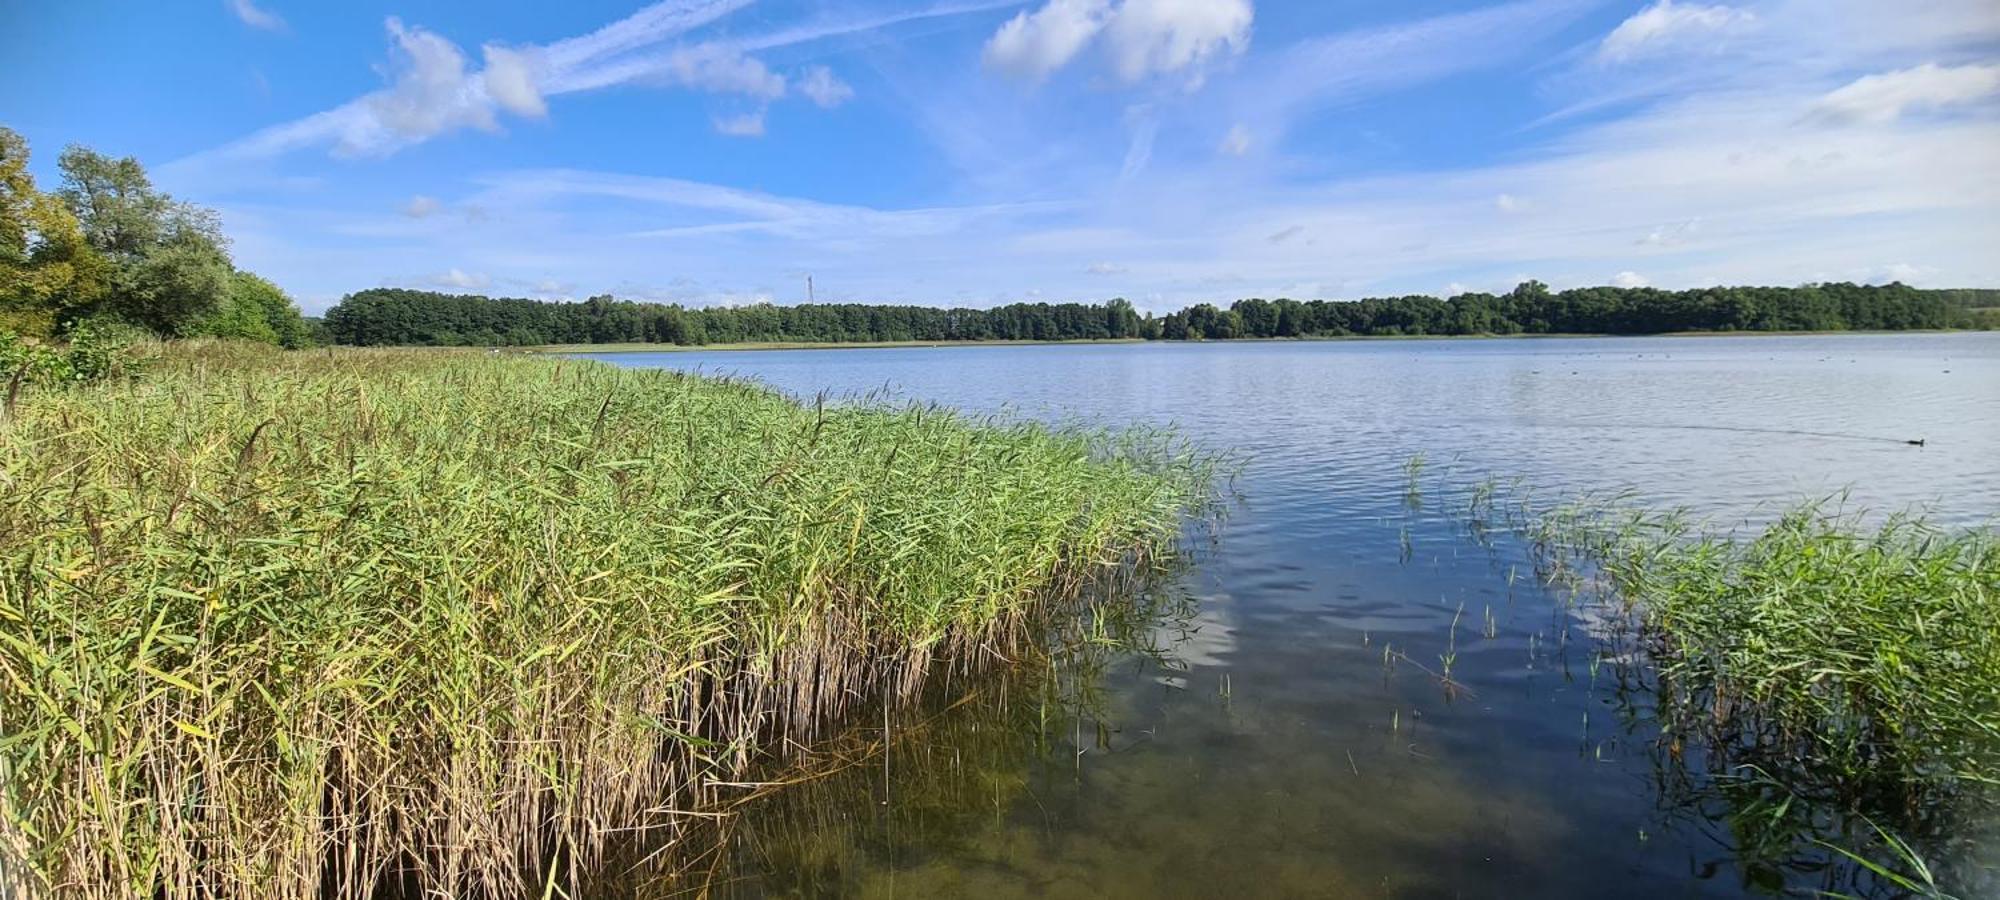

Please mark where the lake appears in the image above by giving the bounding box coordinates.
[587,333,2000,898]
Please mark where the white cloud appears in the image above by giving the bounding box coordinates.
[192,0,2000,312]
[1218,123,1251,156]
[482,45,548,117]
[1086,261,1130,274]
[176,0,972,171]
[1495,193,1522,212]
[1809,63,2000,125]
[1612,270,1650,287]
[403,195,442,218]
[1102,0,1253,84]
[798,66,855,108]
[984,0,1252,84]
[1598,0,1753,62]
[713,110,768,137]
[660,44,787,100]
[984,0,1110,81]
[349,18,499,155]
[225,0,285,32]
[431,268,490,290]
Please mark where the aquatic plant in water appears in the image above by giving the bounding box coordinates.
[1506,491,1998,895]
[0,343,1216,899]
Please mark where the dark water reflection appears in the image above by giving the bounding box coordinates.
[588,334,2000,898]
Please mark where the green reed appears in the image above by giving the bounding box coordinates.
[1556,505,1999,802]
[0,343,1214,900]
[1471,484,1996,893]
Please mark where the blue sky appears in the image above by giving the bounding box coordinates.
[4,0,1997,314]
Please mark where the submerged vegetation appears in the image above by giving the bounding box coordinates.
[0,344,1214,899]
[321,280,1990,348]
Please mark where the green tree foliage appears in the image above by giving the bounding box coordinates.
[190,271,312,348]
[56,145,238,335]
[323,289,1155,347]
[0,130,305,346]
[0,128,105,336]
[322,281,1982,348]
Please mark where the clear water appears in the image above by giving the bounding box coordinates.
[586,334,2000,898]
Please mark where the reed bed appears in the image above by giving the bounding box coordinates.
[1510,494,1998,894]
[0,343,1213,899]
[1531,504,2000,803]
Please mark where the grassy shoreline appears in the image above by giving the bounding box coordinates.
[0,344,1212,899]
[527,329,1988,355]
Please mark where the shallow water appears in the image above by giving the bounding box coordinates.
[588,334,2000,898]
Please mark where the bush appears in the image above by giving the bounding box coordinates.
[0,319,143,386]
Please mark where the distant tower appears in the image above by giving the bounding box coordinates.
[807,275,815,304]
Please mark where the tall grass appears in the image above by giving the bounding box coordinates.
[0,343,1214,899]
[1509,493,1998,894]
[1542,505,2000,802]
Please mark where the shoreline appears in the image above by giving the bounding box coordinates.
[526,328,1990,355]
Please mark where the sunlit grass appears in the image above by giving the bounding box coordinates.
[1540,504,1999,801]
[1501,489,1999,894]
[0,343,1214,899]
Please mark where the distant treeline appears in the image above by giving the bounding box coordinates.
[323,281,1992,347]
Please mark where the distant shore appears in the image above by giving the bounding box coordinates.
[529,338,1149,353]
[526,329,1986,355]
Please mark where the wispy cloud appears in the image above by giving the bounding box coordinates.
[798,66,856,109]
[172,0,993,177]
[984,0,1252,85]
[402,195,441,218]
[1597,0,1753,62]
[1808,62,2000,125]
[183,0,2000,315]
[186,0,748,165]
[429,268,490,290]
[712,110,768,137]
[225,0,286,32]
[1216,0,1594,145]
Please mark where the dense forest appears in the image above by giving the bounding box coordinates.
[323,281,1986,348]
[1,128,310,348]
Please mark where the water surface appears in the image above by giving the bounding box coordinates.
[590,334,2000,898]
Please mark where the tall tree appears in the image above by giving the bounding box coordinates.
[0,129,105,336]
[57,145,232,335]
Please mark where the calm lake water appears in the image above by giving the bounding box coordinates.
[588,334,2000,898]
